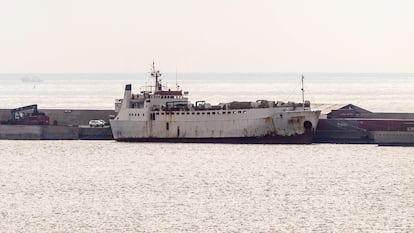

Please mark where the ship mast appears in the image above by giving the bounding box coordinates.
[151,62,162,92]
[301,74,305,110]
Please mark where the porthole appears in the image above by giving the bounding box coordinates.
[304,121,312,129]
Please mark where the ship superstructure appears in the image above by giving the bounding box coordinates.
[110,63,321,143]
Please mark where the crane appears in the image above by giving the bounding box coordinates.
[1,104,49,125]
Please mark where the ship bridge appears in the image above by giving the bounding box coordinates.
[150,89,190,111]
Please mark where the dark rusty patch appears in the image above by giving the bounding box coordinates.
[243,128,248,137]
[288,116,305,124]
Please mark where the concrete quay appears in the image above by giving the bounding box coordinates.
[0,109,115,140]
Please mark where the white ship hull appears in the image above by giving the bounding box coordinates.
[110,108,320,144]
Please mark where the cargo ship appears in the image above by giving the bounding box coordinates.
[315,104,414,145]
[109,64,321,144]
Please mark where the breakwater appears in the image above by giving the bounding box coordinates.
[0,109,114,140]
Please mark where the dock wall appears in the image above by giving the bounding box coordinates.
[0,109,115,140]
[0,125,43,140]
[1,109,115,126]
[43,125,79,140]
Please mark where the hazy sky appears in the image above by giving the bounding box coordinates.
[1,0,413,72]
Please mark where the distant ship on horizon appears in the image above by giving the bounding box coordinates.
[21,75,43,83]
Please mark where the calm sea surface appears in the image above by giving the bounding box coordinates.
[0,73,413,232]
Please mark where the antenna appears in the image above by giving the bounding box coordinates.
[175,66,178,90]
[301,74,305,110]
[175,66,180,90]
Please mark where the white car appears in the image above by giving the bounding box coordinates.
[89,119,106,127]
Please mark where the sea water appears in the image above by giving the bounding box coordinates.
[0,73,413,232]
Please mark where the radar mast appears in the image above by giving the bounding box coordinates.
[301,74,305,110]
[151,62,162,92]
